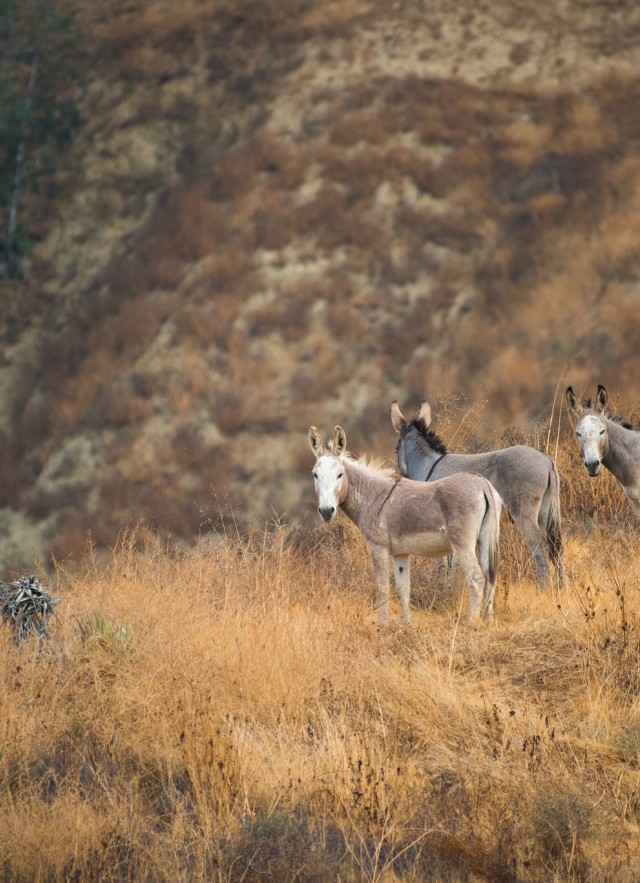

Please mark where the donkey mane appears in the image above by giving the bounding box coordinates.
[409,418,448,454]
[340,451,397,478]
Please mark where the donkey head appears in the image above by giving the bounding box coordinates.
[308,426,348,522]
[566,385,609,476]
[391,400,434,476]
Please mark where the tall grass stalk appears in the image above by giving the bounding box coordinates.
[1,423,640,880]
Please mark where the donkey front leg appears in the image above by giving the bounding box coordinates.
[369,544,391,626]
[393,554,411,624]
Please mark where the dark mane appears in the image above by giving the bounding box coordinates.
[409,418,448,454]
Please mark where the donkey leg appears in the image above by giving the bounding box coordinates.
[477,535,496,620]
[517,513,550,589]
[393,555,411,624]
[482,575,496,621]
[369,544,391,626]
[454,549,484,624]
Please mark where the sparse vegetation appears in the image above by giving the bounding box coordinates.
[0,0,640,565]
[2,452,640,880]
[3,4,640,872]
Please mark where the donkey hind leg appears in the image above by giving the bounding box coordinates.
[477,536,496,621]
[516,507,550,589]
[453,547,485,624]
[369,544,391,626]
[393,555,411,624]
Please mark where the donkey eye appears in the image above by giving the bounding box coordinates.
[313,472,318,479]
[337,472,343,479]
[576,432,581,438]
[599,430,605,436]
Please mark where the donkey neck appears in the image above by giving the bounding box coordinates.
[340,460,397,534]
[406,431,446,480]
[601,417,640,488]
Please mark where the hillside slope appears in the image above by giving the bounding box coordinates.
[1,0,640,569]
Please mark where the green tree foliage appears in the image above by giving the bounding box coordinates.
[0,0,82,275]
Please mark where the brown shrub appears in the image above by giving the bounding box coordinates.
[325,302,368,345]
[295,182,345,234]
[329,108,391,148]
[246,296,311,343]
[294,272,357,307]
[314,195,392,253]
[252,199,296,251]
[387,144,439,194]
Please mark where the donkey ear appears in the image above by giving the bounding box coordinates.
[419,400,432,427]
[333,426,347,455]
[596,385,608,412]
[566,387,582,416]
[308,427,325,457]
[390,401,406,432]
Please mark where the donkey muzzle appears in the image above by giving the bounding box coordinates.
[318,506,336,522]
[585,460,601,476]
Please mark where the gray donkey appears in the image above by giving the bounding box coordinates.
[566,384,640,518]
[391,400,563,588]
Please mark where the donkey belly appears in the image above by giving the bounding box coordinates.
[390,531,453,559]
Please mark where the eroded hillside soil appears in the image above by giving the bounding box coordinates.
[1,0,640,568]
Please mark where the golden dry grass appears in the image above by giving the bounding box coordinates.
[2,448,640,881]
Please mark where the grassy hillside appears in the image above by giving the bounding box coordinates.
[0,0,640,569]
[1,441,640,881]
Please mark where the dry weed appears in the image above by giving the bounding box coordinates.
[1,468,640,881]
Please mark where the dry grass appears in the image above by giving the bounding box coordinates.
[2,448,640,882]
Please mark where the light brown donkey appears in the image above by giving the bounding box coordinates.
[308,426,502,626]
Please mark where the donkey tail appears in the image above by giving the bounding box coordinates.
[544,461,564,586]
[480,483,502,589]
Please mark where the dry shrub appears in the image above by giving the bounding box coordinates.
[90,2,208,48]
[397,204,482,253]
[246,295,311,343]
[168,188,230,256]
[316,200,388,252]
[526,189,567,223]
[213,384,284,436]
[329,109,391,148]
[253,198,296,250]
[205,153,252,206]
[2,514,640,879]
[290,364,340,408]
[501,119,554,171]
[294,272,357,306]
[249,130,307,191]
[325,302,368,345]
[170,421,206,470]
[171,306,228,349]
[295,182,345,234]
[387,143,440,194]
[552,94,617,155]
[300,0,368,35]
[340,146,394,199]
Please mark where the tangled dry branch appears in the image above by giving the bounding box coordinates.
[0,575,58,644]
